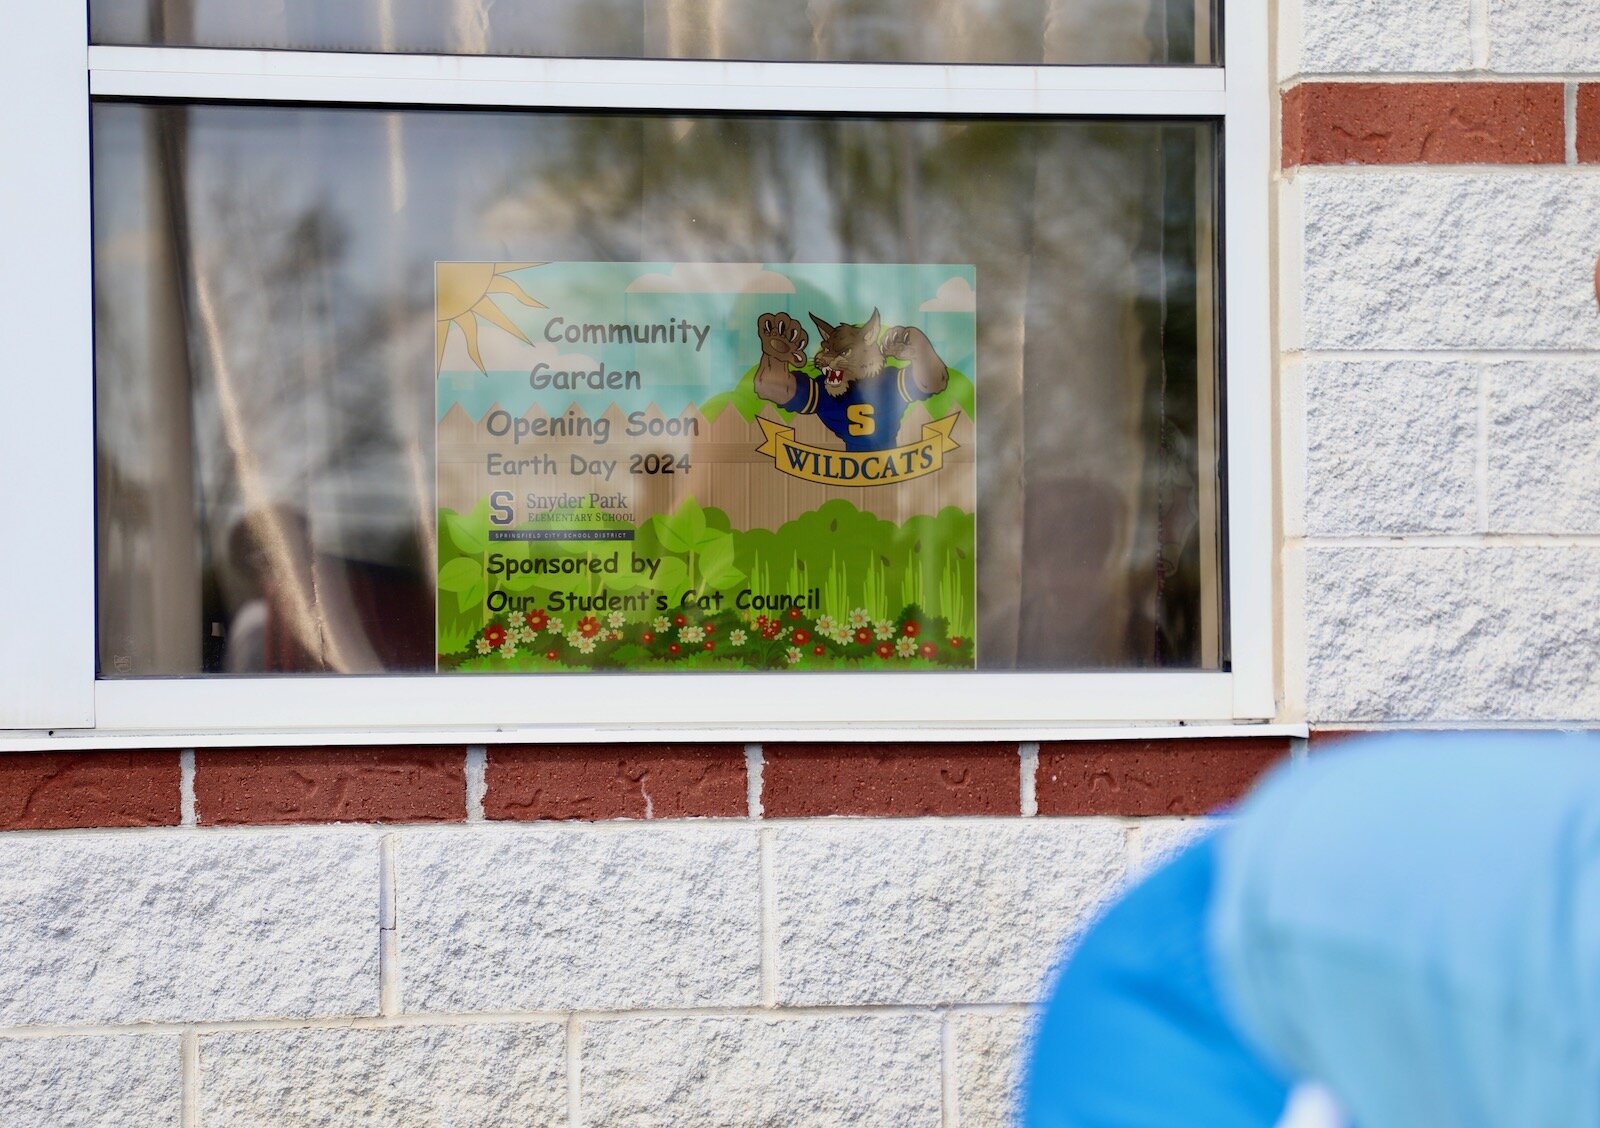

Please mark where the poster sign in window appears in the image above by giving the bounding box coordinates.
[435,262,976,671]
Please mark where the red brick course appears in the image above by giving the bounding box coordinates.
[1036,738,1288,817]
[484,744,747,821]
[1581,86,1600,164]
[0,738,1306,829]
[762,743,1020,817]
[1283,82,1565,168]
[194,746,466,825]
[0,750,182,830]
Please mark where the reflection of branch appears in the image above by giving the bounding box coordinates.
[154,0,194,42]
[138,106,203,672]
[381,108,437,582]
[451,0,491,53]
[192,265,342,668]
[187,144,384,672]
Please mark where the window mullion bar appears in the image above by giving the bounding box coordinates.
[87,671,1242,732]
[0,0,96,727]
[88,47,1227,116]
[1221,0,1277,719]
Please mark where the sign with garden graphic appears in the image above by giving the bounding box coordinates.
[435,262,976,671]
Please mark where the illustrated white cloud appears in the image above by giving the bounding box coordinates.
[919,276,977,313]
[625,262,797,295]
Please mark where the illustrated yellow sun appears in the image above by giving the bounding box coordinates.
[435,262,546,374]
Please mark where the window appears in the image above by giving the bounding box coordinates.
[0,0,1273,739]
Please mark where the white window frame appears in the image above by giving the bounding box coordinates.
[0,0,1283,746]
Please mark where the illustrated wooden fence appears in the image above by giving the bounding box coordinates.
[438,401,976,529]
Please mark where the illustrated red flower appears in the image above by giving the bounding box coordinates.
[577,615,601,638]
[875,642,894,659]
[642,631,655,643]
[949,636,963,647]
[704,621,716,633]
[791,628,811,645]
[787,607,803,620]
[704,641,716,651]
[674,614,688,626]
[545,649,559,661]
[668,642,681,654]
[919,642,938,659]
[812,644,825,656]
[483,625,508,648]
[526,609,549,630]
[902,621,921,638]
[854,627,873,645]
[755,615,770,629]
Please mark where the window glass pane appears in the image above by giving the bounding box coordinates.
[92,102,1221,676]
[90,0,1217,65]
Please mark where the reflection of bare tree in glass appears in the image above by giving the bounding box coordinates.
[102,0,1199,61]
[474,114,1206,666]
[184,174,383,672]
[374,1,439,573]
[94,105,203,676]
[96,101,1216,675]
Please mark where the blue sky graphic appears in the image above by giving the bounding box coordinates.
[437,262,976,422]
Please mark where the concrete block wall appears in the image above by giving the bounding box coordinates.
[1280,0,1600,724]
[0,741,1266,1126]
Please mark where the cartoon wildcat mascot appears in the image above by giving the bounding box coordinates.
[752,309,949,453]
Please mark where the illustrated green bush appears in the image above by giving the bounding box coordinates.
[437,493,974,669]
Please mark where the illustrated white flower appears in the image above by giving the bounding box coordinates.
[653,616,671,631]
[874,619,895,640]
[729,629,747,646]
[499,641,519,659]
[830,626,853,645]
[574,635,597,654]
[895,637,918,658]
[785,646,802,665]
[517,626,538,644]
[475,638,493,654]
[680,625,705,644]
[507,611,526,628]
[566,630,584,646]
[607,611,626,628]
[546,617,564,635]
[815,614,837,634]
[848,607,871,628]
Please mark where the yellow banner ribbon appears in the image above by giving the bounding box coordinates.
[755,413,961,487]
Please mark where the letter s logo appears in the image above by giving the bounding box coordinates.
[847,403,875,437]
[489,490,514,525]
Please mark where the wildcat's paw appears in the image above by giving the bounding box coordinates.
[758,313,808,367]
[881,325,922,358]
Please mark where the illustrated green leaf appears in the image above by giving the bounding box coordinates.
[702,565,745,590]
[607,569,649,592]
[438,556,483,592]
[652,557,688,591]
[699,535,735,580]
[657,497,707,554]
[456,579,484,615]
[442,510,486,557]
[504,568,567,592]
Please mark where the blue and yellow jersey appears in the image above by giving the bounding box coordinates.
[778,363,935,452]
